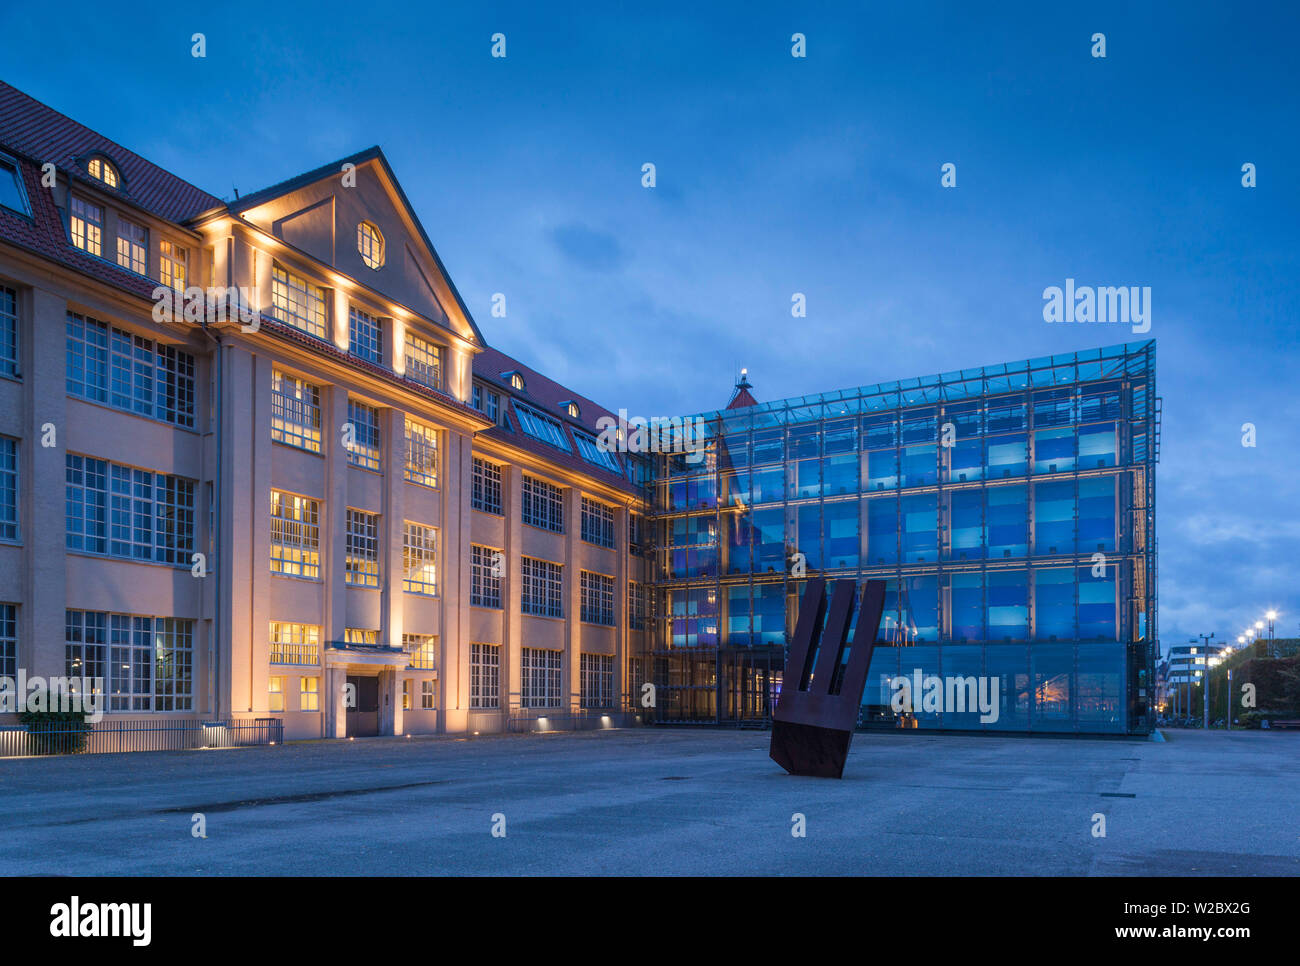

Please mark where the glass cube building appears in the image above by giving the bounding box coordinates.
[645,340,1158,735]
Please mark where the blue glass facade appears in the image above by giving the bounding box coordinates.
[647,341,1157,734]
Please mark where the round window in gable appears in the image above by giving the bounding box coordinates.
[357,221,384,269]
[87,156,119,188]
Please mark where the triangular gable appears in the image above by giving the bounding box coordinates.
[228,147,483,347]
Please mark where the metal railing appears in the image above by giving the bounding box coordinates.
[0,717,283,758]
[505,709,621,734]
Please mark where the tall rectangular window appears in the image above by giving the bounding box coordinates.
[70,197,102,256]
[271,264,327,339]
[421,679,435,710]
[521,556,563,618]
[158,240,187,291]
[349,307,383,365]
[0,604,16,680]
[116,219,147,274]
[470,642,500,709]
[580,571,615,626]
[300,676,320,711]
[403,417,438,487]
[65,455,193,564]
[470,544,502,608]
[66,314,195,428]
[346,509,380,587]
[403,331,442,390]
[472,383,499,422]
[629,580,646,630]
[268,676,285,712]
[0,285,17,379]
[471,457,501,514]
[521,647,563,708]
[580,497,616,548]
[270,490,320,579]
[580,653,614,709]
[0,436,16,542]
[402,521,438,595]
[67,611,192,712]
[521,475,564,532]
[269,622,321,665]
[347,399,382,472]
[404,633,437,670]
[270,370,322,452]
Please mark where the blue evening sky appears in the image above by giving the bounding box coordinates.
[2,0,1296,652]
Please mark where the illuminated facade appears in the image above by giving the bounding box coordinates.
[646,343,1159,735]
[0,82,648,743]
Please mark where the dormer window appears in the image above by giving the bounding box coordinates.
[87,157,119,188]
[502,371,525,391]
[357,222,384,269]
[561,400,580,419]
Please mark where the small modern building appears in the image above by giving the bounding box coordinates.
[645,343,1159,735]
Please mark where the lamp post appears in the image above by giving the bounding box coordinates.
[1199,632,1215,730]
[1266,610,1278,657]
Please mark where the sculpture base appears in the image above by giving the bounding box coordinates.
[769,719,854,779]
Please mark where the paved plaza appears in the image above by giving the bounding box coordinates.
[0,728,1295,876]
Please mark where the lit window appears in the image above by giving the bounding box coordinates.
[269,622,321,665]
[268,677,284,712]
[402,521,438,595]
[116,219,147,274]
[271,265,327,339]
[403,417,438,488]
[87,157,119,188]
[70,197,102,256]
[345,508,380,587]
[502,371,524,391]
[159,240,187,290]
[300,676,320,711]
[0,156,30,216]
[404,634,437,670]
[269,490,320,579]
[404,331,442,390]
[345,628,379,646]
[401,679,411,710]
[358,222,384,269]
[270,370,322,452]
[564,401,580,419]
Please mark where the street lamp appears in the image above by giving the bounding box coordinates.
[1266,610,1279,657]
[1199,632,1215,729]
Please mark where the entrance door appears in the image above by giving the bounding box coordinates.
[346,675,379,737]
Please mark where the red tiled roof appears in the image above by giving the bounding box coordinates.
[0,81,223,222]
[472,345,643,497]
[0,153,166,304]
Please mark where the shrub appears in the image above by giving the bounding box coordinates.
[18,692,93,754]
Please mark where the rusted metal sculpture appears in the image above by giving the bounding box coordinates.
[770,577,886,778]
